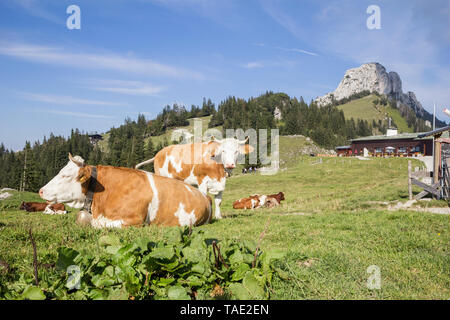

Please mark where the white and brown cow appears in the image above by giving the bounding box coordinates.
[135,138,253,219]
[39,154,212,228]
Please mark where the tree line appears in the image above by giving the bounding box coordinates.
[0,91,431,192]
[210,91,376,149]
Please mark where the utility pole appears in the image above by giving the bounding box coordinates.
[432,102,437,187]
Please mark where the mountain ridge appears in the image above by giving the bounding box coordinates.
[315,62,446,128]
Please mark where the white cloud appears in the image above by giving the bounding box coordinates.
[276,46,318,56]
[9,0,63,24]
[86,79,165,96]
[242,62,264,69]
[19,92,126,107]
[0,42,204,80]
[39,109,115,119]
[261,0,450,117]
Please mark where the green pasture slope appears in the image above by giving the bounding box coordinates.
[1,148,448,299]
[98,116,217,152]
[337,94,413,133]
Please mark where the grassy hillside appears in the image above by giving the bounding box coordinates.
[337,94,413,133]
[98,116,219,153]
[1,144,448,299]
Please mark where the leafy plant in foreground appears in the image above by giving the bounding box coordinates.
[0,227,285,300]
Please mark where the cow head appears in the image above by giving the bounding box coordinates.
[39,154,88,209]
[210,137,254,169]
[19,201,26,210]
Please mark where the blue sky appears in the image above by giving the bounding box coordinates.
[0,0,449,151]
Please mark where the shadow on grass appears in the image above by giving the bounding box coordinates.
[222,211,256,219]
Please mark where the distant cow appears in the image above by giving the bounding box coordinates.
[43,203,67,215]
[135,137,253,219]
[48,203,66,211]
[39,154,212,228]
[267,192,285,205]
[20,202,48,212]
[20,202,66,213]
[233,192,285,210]
[233,195,267,210]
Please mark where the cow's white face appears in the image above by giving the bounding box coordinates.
[214,138,253,169]
[39,155,86,209]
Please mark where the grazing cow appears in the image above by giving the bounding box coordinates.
[39,154,212,228]
[135,138,253,219]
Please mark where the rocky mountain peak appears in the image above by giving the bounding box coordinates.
[315,62,425,118]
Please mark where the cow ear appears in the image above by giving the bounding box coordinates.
[239,144,254,155]
[76,166,92,184]
[207,141,220,158]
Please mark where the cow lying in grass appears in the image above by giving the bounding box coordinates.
[19,201,66,213]
[233,192,285,210]
[39,154,212,228]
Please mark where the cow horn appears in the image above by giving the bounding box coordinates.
[238,137,249,144]
[69,153,84,167]
[211,136,222,143]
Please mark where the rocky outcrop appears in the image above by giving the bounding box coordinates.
[315,62,426,118]
[274,107,282,120]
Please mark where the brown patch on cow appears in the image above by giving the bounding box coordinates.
[153,142,226,185]
[233,192,285,210]
[239,144,254,155]
[265,197,279,208]
[150,175,212,226]
[20,202,48,212]
[233,195,261,209]
[48,203,65,211]
[79,165,211,227]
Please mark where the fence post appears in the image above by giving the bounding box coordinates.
[408,160,412,200]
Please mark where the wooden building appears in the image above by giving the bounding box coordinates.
[88,134,103,145]
[348,129,434,157]
[336,146,352,156]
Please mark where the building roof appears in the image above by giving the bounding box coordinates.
[417,125,450,138]
[335,145,351,150]
[350,132,433,142]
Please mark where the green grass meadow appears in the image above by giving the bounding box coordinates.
[337,94,412,133]
[0,156,448,299]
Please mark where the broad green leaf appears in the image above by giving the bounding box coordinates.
[182,246,206,263]
[91,274,116,288]
[164,228,183,244]
[184,275,204,287]
[167,285,190,300]
[88,289,107,300]
[56,247,79,270]
[98,235,121,247]
[231,263,250,281]
[191,262,206,275]
[105,245,122,255]
[259,249,286,272]
[108,287,129,300]
[132,237,150,252]
[242,271,266,299]
[148,246,175,260]
[156,277,175,287]
[229,251,244,265]
[228,283,251,300]
[22,286,46,300]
